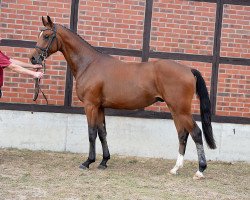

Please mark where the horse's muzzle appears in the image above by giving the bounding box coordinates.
[30,55,43,65]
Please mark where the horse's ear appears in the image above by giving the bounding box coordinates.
[47,16,54,28]
[42,16,54,28]
[42,16,47,27]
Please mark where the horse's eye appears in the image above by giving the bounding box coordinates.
[44,35,49,40]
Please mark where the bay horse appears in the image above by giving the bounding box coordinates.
[30,16,216,180]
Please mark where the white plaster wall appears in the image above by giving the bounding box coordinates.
[0,110,249,162]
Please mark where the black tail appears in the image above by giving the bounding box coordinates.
[191,69,216,149]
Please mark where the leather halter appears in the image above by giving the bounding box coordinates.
[33,26,57,104]
[35,25,57,62]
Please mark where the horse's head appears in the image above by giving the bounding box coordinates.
[30,16,59,64]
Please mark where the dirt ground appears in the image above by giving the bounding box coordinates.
[0,148,249,200]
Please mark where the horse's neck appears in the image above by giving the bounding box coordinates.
[58,26,100,77]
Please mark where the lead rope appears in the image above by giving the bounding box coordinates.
[33,60,48,105]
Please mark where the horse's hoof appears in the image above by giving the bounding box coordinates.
[79,164,89,170]
[98,164,107,170]
[169,168,178,175]
[193,171,205,180]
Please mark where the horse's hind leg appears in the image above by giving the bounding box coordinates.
[170,113,207,179]
[97,108,110,169]
[170,114,189,175]
[170,112,207,179]
[190,123,207,180]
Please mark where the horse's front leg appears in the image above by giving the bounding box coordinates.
[80,105,98,169]
[97,108,110,169]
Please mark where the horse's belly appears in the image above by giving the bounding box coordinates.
[102,91,158,110]
[103,100,154,110]
[101,74,160,109]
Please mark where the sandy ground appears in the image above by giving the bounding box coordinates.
[0,148,249,200]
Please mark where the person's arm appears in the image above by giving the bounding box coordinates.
[10,59,42,69]
[7,61,43,79]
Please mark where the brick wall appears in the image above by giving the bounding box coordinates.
[221,4,250,58]
[151,0,215,55]
[1,0,71,41]
[0,0,249,118]
[77,0,145,49]
[218,4,250,117]
[217,64,250,118]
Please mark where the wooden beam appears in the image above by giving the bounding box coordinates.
[210,0,224,115]
[141,0,153,62]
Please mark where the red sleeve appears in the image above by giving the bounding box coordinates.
[0,68,3,87]
[0,51,11,87]
[0,51,12,67]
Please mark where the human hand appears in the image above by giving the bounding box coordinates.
[33,71,44,79]
[33,64,43,69]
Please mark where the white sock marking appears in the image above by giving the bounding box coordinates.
[170,153,184,174]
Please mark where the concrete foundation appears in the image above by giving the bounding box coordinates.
[0,110,249,162]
